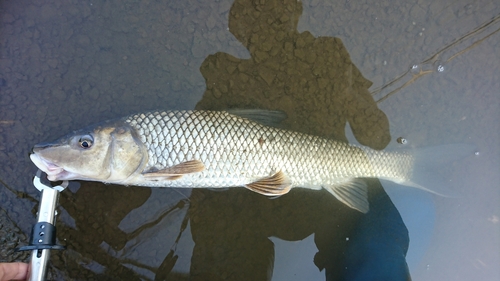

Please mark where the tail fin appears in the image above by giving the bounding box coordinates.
[399,143,476,197]
[323,144,476,213]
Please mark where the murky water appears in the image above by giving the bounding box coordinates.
[1,0,499,280]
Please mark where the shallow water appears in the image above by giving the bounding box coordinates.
[0,0,499,280]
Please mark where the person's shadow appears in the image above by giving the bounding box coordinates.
[189,0,410,280]
[196,0,390,150]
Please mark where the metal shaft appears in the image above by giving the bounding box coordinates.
[27,188,59,281]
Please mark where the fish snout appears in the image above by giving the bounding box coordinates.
[32,142,57,153]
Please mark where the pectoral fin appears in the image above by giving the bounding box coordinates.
[143,160,205,180]
[245,171,292,196]
[324,179,369,213]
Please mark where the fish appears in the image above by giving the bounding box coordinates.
[30,110,473,213]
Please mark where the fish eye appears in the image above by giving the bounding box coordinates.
[78,135,93,149]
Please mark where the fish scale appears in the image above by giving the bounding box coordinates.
[124,110,413,190]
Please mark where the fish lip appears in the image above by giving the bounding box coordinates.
[30,153,68,181]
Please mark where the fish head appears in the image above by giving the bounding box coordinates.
[30,120,148,183]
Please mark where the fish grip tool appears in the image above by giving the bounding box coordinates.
[17,170,68,281]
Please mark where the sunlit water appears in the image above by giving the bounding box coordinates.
[0,0,499,280]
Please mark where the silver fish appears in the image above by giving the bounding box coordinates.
[30,110,469,213]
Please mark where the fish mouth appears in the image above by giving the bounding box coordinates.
[30,153,78,181]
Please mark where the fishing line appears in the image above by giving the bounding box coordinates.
[371,14,500,103]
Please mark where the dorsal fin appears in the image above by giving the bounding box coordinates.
[225,109,287,127]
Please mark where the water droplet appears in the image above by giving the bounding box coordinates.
[434,60,445,73]
[475,151,480,156]
[410,64,422,75]
[426,264,430,270]
[397,137,407,144]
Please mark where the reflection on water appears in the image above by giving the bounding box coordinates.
[188,188,361,281]
[0,0,499,280]
[54,183,152,280]
[372,14,500,103]
[189,180,412,281]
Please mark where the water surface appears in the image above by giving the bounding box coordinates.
[0,0,498,280]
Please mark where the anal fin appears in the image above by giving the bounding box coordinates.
[245,171,292,196]
[143,160,205,180]
[324,179,369,213]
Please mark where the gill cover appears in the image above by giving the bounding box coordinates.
[105,122,149,182]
